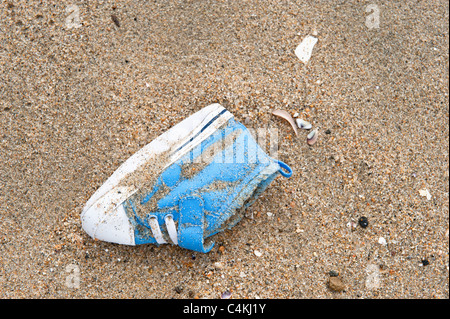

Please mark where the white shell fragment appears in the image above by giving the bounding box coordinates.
[378,237,387,246]
[419,188,432,201]
[221,290,232,299]
[295,35,318,64]
[296,118,312,130]
[346,221,357,230]
[213,262,224,270]
[254,249,263,257]
[306,128,318,145]
[272,109,298,136]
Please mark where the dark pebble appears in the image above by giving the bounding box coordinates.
[329,270,339,277]
[111,14,120,27]
[421,259,429,266]
[325,129,331,134]
[358,216,369,228]
[174,286,183,294]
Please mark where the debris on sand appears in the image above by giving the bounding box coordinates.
[272,109,298,136]
[306,128,318,145]
[295,35,318,64]
[419,188,432,201]
[296,118,312,130]
[328,276,345,292]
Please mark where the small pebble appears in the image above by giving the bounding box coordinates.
[358,216,369,228]
[328,277,345,292]
[111,14,120,27]
[174,286,183,294]
[254,249,263,257]
[420,259,430,266]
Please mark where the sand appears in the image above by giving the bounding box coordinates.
[0,0,448,299]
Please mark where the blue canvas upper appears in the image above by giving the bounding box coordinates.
[122,116,292,252]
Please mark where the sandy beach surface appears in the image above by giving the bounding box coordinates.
[0,0,448,299]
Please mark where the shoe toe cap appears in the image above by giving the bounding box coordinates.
[81,189,135,245]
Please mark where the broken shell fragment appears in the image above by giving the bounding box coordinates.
[254,249,263,257]
[295,35,318,64]
[419,188,432,201]
[296,118,312,130]
[378,237,387,246]
[221,290,232,299]
[272,109,298,136]
[306,129,318,145]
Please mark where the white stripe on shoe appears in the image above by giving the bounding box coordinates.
[168,107,232,165]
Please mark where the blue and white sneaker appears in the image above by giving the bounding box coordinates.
[81,104,292,253]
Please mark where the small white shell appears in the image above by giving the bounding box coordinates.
[307,128,318,145]
[378,237,387,246]
[419,188,432,200]
[254,249,263,257]
[346,221,357,229]
[296,118,312,130]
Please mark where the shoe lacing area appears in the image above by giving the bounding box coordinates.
[148,214,178,245]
